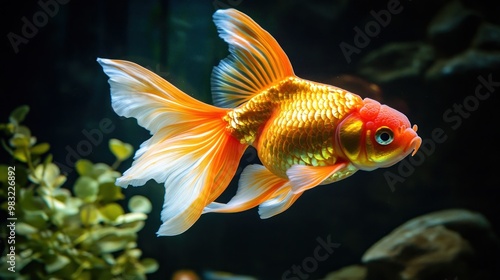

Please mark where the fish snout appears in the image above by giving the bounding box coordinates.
[405,125,421,156]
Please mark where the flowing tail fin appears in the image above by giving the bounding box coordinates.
[97,58,247,236]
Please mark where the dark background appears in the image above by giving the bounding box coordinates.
[2,0,500,279]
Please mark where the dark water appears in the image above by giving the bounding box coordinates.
[2,0,500,279]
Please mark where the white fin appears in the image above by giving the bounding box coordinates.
[258,186,303,219]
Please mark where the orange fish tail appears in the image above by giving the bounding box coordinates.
[98,58,247,236]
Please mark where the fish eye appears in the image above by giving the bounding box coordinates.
[375,127,394,145]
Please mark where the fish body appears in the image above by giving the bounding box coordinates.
[225,77,361,179]
[98,9,421,236]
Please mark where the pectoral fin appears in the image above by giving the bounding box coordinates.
[287,163,348,194]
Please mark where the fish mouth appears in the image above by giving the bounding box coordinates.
[406,124,422,156]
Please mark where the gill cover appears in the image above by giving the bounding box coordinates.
[338,114,364,162]
[337,98,383,166]
[338,110,392,170]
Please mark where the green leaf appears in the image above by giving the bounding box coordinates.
[72,230,90,245]
[97,170,120,184]
[47,164,65,185]
[16,222,39,235]
[42,194,68,211]
[74,176,99,203]
[127,248,142,259]
[48,164,67,189]
[0,123,16,134]
[20,188,43,211]
[98,182,125,203]
[53,190,82,217]
[22,210,48,229]
[100,203,125,221]
[95,236,131,254]
[85,227,114,240]
[10,135,30,148]
[28,164,44,183]
[29,163,66,188]
[13,148,28,162]
[128,195,152,214]
[44,153,53,165]
[91,163,111,179]
[118,220,145,233]
[80,204,100,226]
[30,143,50,155]
[16,125,31,136]
[109,139,133,161]
[75,159,93,176]
[74,271,93,280]
[10,125,33,149]
[114,213,147,225]
[9,105,30,125]
[102,254,115,265]
[45,254,70,274]
[141,258,159,274]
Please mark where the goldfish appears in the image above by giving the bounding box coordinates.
[97,8,421,236]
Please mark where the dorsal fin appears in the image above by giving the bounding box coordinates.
[211,9,295,108]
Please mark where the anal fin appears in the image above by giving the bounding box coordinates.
[258,186,302,219]
[203,164,287,214]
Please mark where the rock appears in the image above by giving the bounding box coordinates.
[427,0,482,55]
[472,22,500,50]
[322,265,367,280]
[358,42,435,84]
[361,209,500,280]
[363,225,472,279]
[425,49,500,81]
[460,0,500,23]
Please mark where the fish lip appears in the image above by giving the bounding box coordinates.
[408,136,422,156]
[405,125,421,156]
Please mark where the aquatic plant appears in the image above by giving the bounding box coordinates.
[0,106,158,279]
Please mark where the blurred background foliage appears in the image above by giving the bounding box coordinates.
[0,106,158,279]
